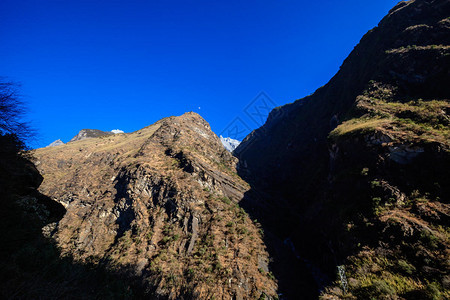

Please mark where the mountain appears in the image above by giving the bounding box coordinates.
[47,139,64,147]
[0,134,139,299]
[34,112,277,299]
[69,129,114,142]
[235,0,449,298]
[3,0,448,298]
[220,136,241,152]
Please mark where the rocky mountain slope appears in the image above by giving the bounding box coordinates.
[69,128,114,142]
[0,134,144,299]
[235,0,449,299]
[34,112,277,299]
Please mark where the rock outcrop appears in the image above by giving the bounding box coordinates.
[69,129,114,142]
[1,135,135,299]
[34,112,277,299]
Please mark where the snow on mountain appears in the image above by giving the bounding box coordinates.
[111,129,124,134]
[220,136,240,152]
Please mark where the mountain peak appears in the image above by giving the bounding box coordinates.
[33,113,277,298]
[220,136,241,152]
[69,129,113,142]
[46,139,64,147]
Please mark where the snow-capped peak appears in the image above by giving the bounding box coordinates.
[220,135,240,152]
[111,129,124,134]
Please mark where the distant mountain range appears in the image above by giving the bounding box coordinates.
[48,128,239,152]
[47,128,126,147]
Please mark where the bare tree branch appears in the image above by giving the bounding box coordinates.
[0,78,34,150]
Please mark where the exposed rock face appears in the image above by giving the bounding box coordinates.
[47,139,64,147]
[69,129,113,142]
[35,112,277,299]
[0,135,149,298]
[236,0,449,298]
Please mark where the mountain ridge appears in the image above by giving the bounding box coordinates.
[34,112,278,299]
[235,0,449,298]
[2,0,449,298]
[69,128,114,142]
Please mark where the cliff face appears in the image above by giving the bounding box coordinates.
[235,0,449,298]
[34,112,277,299]
[1,135,136,299]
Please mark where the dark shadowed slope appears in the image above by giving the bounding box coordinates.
[235,0,450,298]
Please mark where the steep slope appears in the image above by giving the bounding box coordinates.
[235,0,449,299]
[34,112,277,299]
[0,134,145,299]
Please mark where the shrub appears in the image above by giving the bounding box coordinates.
[372,280,396,296]
[396,259,416,275]
[221,196,231,205]
[420,230,439,249]
[425,282,441,300]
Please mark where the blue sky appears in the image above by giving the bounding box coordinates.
[0,0,399,148]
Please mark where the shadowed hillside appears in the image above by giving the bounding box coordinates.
[235,0,449,298]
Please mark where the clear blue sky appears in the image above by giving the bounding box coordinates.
[0,0,399,148]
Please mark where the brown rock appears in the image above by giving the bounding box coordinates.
[34,112,277,299]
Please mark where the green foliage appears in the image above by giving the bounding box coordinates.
[396,259,416,275]
[420,230,439,249]
[370,180,381,188]
[266,271,276,280]
[425,282,442,300]
[258,292,267,300]
[161,236,171,244]
[361,167,369,176]
[220,196,231,205]
[236,225,248,235]
[372,280,396,296]
[329,117,390,141]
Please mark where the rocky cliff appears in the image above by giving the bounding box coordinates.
[34,112,277,299]
[0,134,140,299]
[235,0,449,299]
